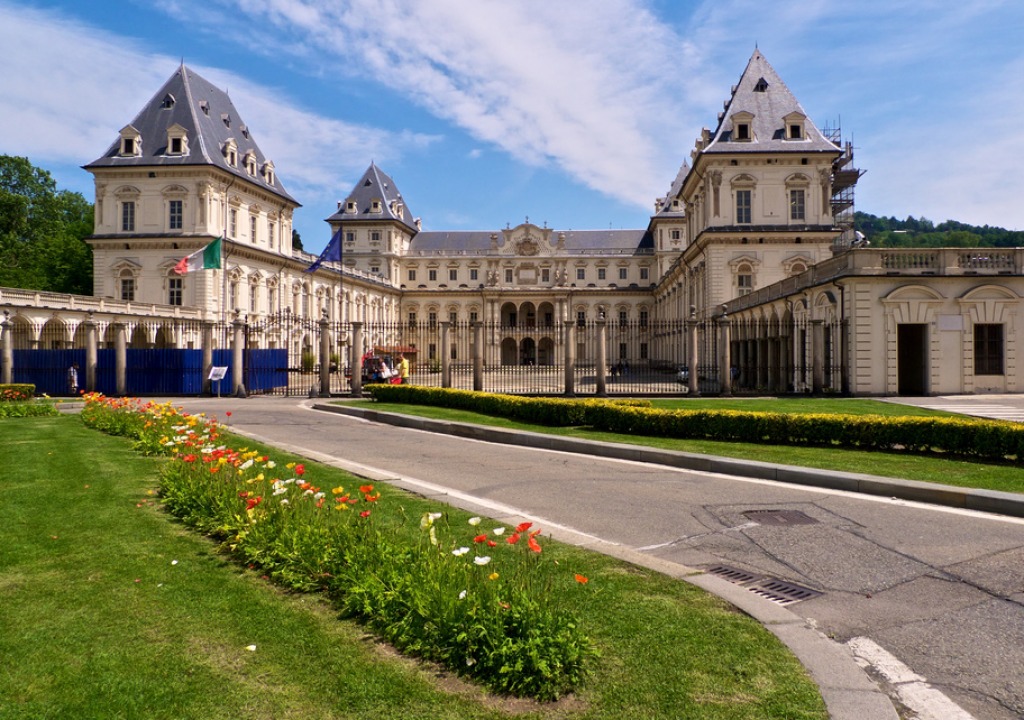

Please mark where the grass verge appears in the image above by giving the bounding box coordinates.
[349,399,1024,495]
[0,415,827,720]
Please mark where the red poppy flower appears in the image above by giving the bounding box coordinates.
[506,533,521,545]
[238,491,250,498]
[528,536,542,553]
[516,522,533,533]
[473,534,488,544]
[295,464,305,476]
[487,540,497,547]
[225,411,232,417]
[575,574,589,584]
[359,484,374,494]
[359,510,371,518]
[245,496,262,511]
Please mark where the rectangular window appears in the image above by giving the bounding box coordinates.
[618,310,627,326]
[268,221,276,248]
[640,343,649,360]
[470,268,478,281]
[469,311,478,323]
[428,312,437,329]
[370,265,380,274]
[736,190,751,224]
[408,269,417,282]
[975,324,1004,375]
[576,268,585,281]
[345,231,355,243]
[229,208,238,238]
[170,137,182,154]
[639,309,648,327]
[371,231,381,242]
[428,269,437,282]
[790,189,806,221]
[408,311,417,327]
[505,268,513,283]
[269,287,277,312]
[449,311,458,325]
[168,200,183,230]
[619,268,628,280]
[120,277,135,302]
[670,229,681,240]
[598,268,606,280]
[619,342,627,360]
[576,311,586,327]
[542,268,550,283]
[121,201,135,232]
[738,274,753,295]
[168,277,182,306]
[736,123,750,141]
[790,124,802,139]
[449,269,458,282]
[250,216,257,243]
[250,286,258,313]
[640,268,649,280]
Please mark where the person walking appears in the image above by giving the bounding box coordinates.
[67,363,79,395]
[397,353,410,384]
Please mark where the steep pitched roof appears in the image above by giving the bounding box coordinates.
[85,64,297,204]
[654,161,689,218]
[703,50,839,155]
[326,163,419,234]
[410,229,651,255]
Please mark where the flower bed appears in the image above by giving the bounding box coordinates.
[79,393,595,700]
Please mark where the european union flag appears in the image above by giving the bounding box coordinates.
[304,227,342,273]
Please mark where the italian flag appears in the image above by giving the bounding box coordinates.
[173,237,222,274]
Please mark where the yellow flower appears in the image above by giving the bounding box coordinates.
[488,572,500,581]
[331,486,346,495]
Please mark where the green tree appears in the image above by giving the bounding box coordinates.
[292,228,304,251]
[0,155,94,294]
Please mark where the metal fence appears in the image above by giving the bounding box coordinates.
[6,313,845,398]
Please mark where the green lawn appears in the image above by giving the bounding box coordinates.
[0,415,827,720]
[352,398,1024,495]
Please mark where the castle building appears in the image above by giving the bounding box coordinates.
[7,48,1019,396]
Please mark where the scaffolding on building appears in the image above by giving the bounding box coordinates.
[822,123,865,249]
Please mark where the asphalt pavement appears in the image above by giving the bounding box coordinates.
[165,395,1024,720]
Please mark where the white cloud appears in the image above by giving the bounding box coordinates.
[0,1,436,205]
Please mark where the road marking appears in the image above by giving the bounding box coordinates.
[918,404,1024,422]
[847,637,976,720]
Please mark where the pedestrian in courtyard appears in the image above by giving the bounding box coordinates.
[67,363,79,395]
[397,353,410,384]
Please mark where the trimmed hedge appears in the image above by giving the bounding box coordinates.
[369,384,649,427]
[367,386,1024,463]
[1,384,36,402]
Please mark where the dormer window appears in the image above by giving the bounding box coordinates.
[731,111,754,142]
[221,113,231,128]
[262,161,275,186]
[784,112,807,141]
[224,138,238,167]
[244,151,257,176]
[370,199,382,213]
[199,100,209,116]
[166,123,188,156]
[345,200,357,213]
[240,124,249,139]
[118,125,142,157]
[754,77,769,92]
[160,93,175,109]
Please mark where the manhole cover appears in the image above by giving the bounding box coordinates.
[743,509,818,526]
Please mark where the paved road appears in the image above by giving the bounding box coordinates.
[174,397,1024,719]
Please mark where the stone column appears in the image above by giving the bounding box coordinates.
[201,321,214,395]
[595,315,608,397]
[113,323,127,396]
[686,306,699,396]
[83,316,98,393]
[719,315,732,396]
[811,318,825,394]
[319,313,331,397]
[472,321,483,392]
[232,314,247,398]
[1,312,13,385]
[563,321,576,397]
[350,322,363,397]
[440,321,451,388]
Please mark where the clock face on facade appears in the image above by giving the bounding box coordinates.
[516,238,539,256]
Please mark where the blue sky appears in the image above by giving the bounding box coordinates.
[2,0,1023,255]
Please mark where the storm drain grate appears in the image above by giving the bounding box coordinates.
[742,509,819,526]
[706,564,762,584]
[705,564,822,606]
[746,578,823,605]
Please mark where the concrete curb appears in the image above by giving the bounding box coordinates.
[307,402,923,719]
[313,402,1024,520]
